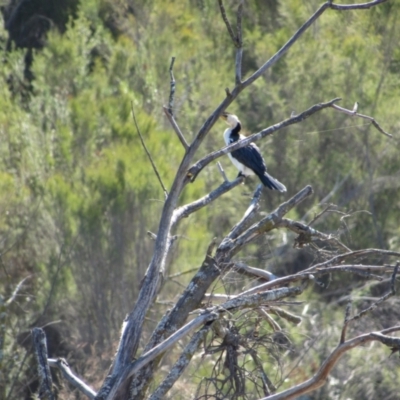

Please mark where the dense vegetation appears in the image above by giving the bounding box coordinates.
[0,0,399,399]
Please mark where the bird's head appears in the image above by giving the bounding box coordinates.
[220,112,240,128]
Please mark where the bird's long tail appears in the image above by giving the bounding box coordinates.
[259,172,287,192]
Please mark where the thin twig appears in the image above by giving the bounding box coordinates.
[5,275,31,306]
[308,204,336,226]
[331,103,392,138]
[249,349,275,396]
[168,57,176,116]
[267,306,302,325]
[167,267,200,280]
[218,0,238,46]
[131,103,168,198]
[217,161,228,182]
[345,263,399,326]
[239,263,396,297]
[304,249,400,273]
[258,308,281,332]
[162,106,189,150]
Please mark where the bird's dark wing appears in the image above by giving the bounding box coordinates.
[231,142,267,176]
[232,143,286,192]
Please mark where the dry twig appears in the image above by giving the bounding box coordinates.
[131,104,168,198]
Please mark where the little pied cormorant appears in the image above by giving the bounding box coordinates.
[220,112,287,192]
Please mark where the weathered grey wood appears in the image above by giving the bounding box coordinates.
[107,286,305,400]
[48,358,96,399]
[128,185,313,399]
[32,328,55,400]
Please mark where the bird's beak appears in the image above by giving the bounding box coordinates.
[220,112,228,121]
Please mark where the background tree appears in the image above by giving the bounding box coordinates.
[0,0,399,399]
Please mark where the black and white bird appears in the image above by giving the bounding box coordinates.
[220,112,286,192]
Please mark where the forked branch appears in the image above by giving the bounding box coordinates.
[331,103,392,137]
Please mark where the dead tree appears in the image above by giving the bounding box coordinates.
[32,1,399,399]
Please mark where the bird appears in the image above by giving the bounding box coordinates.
[220,112,287,192]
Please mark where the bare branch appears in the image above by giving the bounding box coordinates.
[240,263,395,297]
[168,57,176,116]
[233,261,277,282]
[218,0,238,47]
[267,306,302,325]
[242,0,389,89]
[307,204,337,226]
[330,0,390,11]
[262,327,400,400]
[131,287,303,375]
[187,99,341,182]
[5,275,31,306]
[172,175,244,227]
[315,264,395,275]
[216,161,229,182]
[220,185,313,257]
[304,249,400,273]
[277,218,351,252]
[248,347,276,395]
[242,2,331,88]
[258,308,281,332]
[344,263,398,326]
[331,103,392,137]
[225,184,263,242]
[48,358,96,399]
[148,324,211,400]
[128,249,222,398]
[218,0,243,84]
[131,104,168,198]
[108,286,304,400]
[32,328,55,400]
[163,106,189,151]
